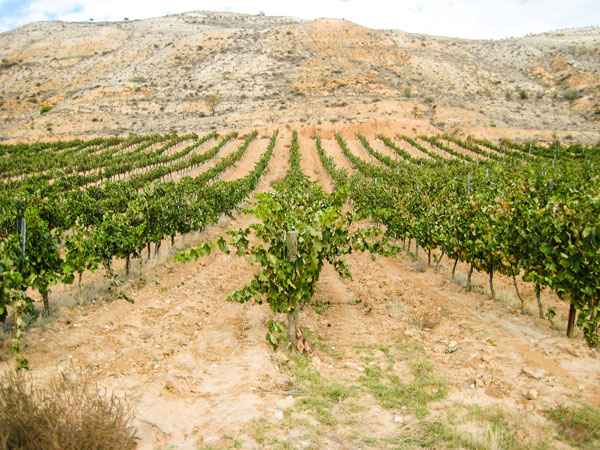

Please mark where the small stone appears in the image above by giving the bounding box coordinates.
[345,362,365,373]
[394,416,404,424]
[404,329,415,337]
[274,410,284,420]
[446,341,459,353]
[527,388,538,400]
[475,378,485,388]
[521,367,547,380]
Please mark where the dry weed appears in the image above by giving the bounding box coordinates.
[413,308,443,330]
[0,368,137,450]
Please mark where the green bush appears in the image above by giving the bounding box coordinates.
[518,87,528,100]
[563,89,581,102]
[39,105,52,114]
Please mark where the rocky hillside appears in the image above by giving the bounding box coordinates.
[0,11,599,143]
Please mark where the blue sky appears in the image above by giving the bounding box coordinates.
[0,0,598,39]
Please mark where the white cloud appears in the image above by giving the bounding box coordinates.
[0,0,598,39]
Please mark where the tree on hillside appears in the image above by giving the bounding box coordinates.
[205,94,222,116]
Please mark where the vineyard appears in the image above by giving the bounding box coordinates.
[1,128,599,448]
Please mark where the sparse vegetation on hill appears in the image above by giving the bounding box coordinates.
[0,11,598,141]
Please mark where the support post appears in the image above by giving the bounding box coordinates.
[566,304,576,338]
[286,230,299,349]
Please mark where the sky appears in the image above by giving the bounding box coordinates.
[0,0,598,39]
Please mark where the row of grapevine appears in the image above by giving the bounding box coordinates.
[1,133,203,191]
[317,133,599,347]
[0,130,276,368]
[177,131,391,350]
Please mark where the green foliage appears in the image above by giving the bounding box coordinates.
[356,342,446,416]
[319,132,600,346]
[0,235,34,369]
[0,131,271,367]
[563,89,581,101]
[39,105,52,114]
[546,403,600,448]
[205,94,222,115]
[178,131,392,343]
[518,87,529,100]
[266,318,288,350]
[287,352,355,425]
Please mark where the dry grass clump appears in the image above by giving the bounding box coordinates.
[413,308,443,330]
[0,369,137,450]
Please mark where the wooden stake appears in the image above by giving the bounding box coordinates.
[451,257,458,282]
[566,304,576,338]
[488,262,495,300]
[286,230,299,348]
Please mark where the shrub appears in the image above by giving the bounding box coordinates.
[0,369,137,450]
[563,89,581,102]
[518,87,528,100]
[205,94,222,115]
[39,105,52,114]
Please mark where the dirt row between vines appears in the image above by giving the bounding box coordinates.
[1,129,598,449]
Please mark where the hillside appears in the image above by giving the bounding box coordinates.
[0,11,599,143]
